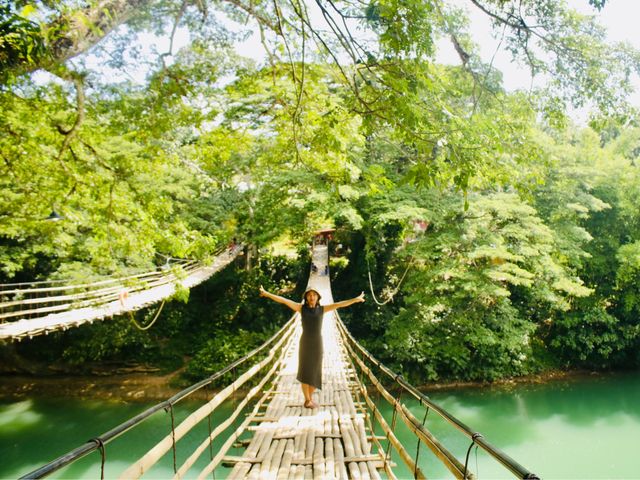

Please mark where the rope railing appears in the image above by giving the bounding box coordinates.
[336,313,540,480]
[20,312,296,480]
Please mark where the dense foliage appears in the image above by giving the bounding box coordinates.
[4,253,308,384]
[337,128,640,382]
[2,0,640,383]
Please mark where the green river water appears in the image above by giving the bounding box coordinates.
[1,371,639,479]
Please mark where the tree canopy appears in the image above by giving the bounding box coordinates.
[2,0,640,382]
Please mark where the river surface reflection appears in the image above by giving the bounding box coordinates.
[1,371,639,479]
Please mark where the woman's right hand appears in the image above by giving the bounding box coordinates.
[259,285,267,297]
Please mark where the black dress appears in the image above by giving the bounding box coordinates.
[297,304,324,389]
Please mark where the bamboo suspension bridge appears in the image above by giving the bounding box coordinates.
[8,243,539,479]
[0,246,242,340]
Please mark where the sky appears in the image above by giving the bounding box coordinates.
[74,0,640,114]
[435,0,640,108]
[228,0,640,115]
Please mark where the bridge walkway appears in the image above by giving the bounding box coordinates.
[0,247,241,340]
[223,245,386,479]
[20,244,539,480]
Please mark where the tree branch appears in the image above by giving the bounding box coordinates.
[225,0,282,34]
[39,0,152,75]
[54,73,86,169]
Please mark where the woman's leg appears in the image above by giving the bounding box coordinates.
[301,383,311,406]
[308,386,318,408]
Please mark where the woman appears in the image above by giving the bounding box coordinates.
[259,285,365,408]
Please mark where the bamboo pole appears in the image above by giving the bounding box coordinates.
[312,437,324,479]
[174,356,282,478]
[291,464,305,480]
[278,439,294,480]
[324,437,334,479]
[197,377,276,480]
[296,428,308,464]
[337,328,425,480]
[304,433,315,472]
[120,321,295,479]
[260,439,279,478]
[229,462,251,480]
[340,321,470,479]
[272,439,288,478]
[356,380,388,480]
[0,263,202,314]
[360,384,425,479]
[247,463,261,480]
[339,416,360,479]
[0,269,166,295]
[1,255,238,340]
[1,283,126,309]
[334,435,349,479]
[0,269,187,319]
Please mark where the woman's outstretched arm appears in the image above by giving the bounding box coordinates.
[323,292,365,313]
[259,286,301,312]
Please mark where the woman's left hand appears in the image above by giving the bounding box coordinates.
[356,291,365,303]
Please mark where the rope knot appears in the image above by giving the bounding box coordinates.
[89,437,105,450]
[472,432,483,441]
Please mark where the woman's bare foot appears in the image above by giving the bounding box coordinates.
[304,400,312,408]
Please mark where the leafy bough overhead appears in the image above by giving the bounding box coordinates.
[3,0,640,384]
[2,1,637,214]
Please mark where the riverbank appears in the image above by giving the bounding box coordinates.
[0,367,613,403]
[418,368,609,392]
[0,371,191,402]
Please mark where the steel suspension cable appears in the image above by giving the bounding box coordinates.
[337,312,539,480]
[21,314,296,480]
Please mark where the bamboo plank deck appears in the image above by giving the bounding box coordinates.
[0,248,241,340]
[226,246,386,479]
